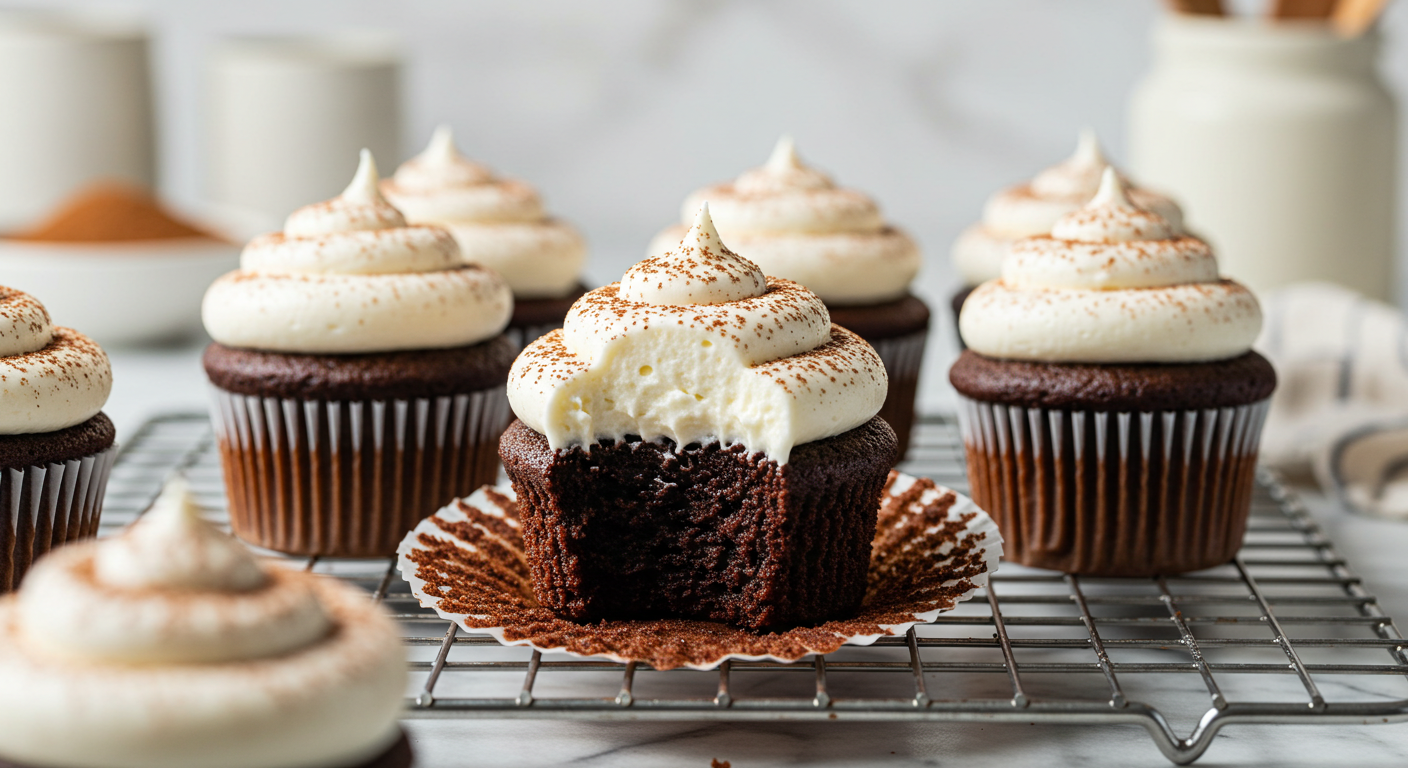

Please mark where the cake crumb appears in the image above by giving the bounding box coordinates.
[711,760,731,768]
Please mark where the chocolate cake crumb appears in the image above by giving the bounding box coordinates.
[500,417,898,630]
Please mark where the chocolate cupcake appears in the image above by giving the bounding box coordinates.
[381,126,587,349]
[0,478,410,768]
[0,287,116,592]
[649,137,925,461]
[202,150,514,557]
[953,169,1273,576]
[505,204,895,630]
[949,130,1185,326]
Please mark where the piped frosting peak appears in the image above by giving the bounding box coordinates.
[93,475,266,593]
[284,150,406,237]
[735,135,833,194]
[1030,128,1117,199]
[1051,168,1175,243]
[621,204,767,305]
[392,125,496,190]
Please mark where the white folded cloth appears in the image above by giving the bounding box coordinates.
[1255,282,1408,517]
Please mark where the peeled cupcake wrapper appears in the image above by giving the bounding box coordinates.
[210,386,511,557]
[397,471,1001,671]
[0,444,117,592]
[957,395,1270,576]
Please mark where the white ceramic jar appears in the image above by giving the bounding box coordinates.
[1129,15,1397,301]
[207,34,402,225]
[0,10,154,230]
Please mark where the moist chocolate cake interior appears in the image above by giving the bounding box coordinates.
[500,417,897,630]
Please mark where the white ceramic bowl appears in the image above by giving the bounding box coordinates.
[0,238,240,346]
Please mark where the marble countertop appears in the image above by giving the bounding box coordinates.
[105,342,1408,768]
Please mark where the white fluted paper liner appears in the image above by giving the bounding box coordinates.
[1,443,117,591]
[396,471,1002,671]
[209,385,511,557]
[956,394,1270,575]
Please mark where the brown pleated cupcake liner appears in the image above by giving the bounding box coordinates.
[210,386,512,557]
[870,329,927,463]
[957,395,1270,576]
[0,444,117,592]
[397,471,1002,671]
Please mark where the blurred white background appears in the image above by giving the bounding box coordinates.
[14,0,1408,408]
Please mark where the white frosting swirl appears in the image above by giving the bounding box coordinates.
[381,126,586,299]
[0,287,111,434]
[950,130,1186,285]
[622,204,767,305]
[661,137,920,305]
[510,205,887,464]
[959,169,1261,364]
[0,477,406,768]
[203,150,512,354]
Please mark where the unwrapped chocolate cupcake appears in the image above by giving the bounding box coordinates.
[381,126,587,348]
[0,477,410,768]
[649,137,925,460]
[952,169,1273,576]
[0,287,116,592]
[505,204,895,629]
[202,150,515,557]
[950,130,1184,318]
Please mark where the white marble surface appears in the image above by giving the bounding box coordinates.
[102,342,1408,767]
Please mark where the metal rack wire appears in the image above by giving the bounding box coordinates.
[98,412,1408,765]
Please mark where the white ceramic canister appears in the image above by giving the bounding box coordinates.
[1128,15,1397,301]
[207,34,402,225]
[0,10,155,231]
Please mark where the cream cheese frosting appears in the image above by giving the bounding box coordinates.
[0,477,406,768]
[0,286,111,434]
[203,149,512,354]
[951,129,1186,286]
[649,136,920,306]
[510,204,888,463]
[959,168,1261,364]
[381,126,587,299]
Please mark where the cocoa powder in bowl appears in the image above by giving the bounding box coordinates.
[9,182,222,243]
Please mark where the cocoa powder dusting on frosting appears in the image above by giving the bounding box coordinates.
[405,471,993,670]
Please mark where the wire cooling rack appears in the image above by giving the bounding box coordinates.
[96,412,1408,765]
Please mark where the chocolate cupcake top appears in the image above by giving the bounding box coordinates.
[381,126,587,300]
[202,150,513,355]
[509,203,887,463]
[0,477,406,768]
[647,137,920,306]
[0,286,110,435]
[959,168,1261,364]
[951,130,1184,285]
